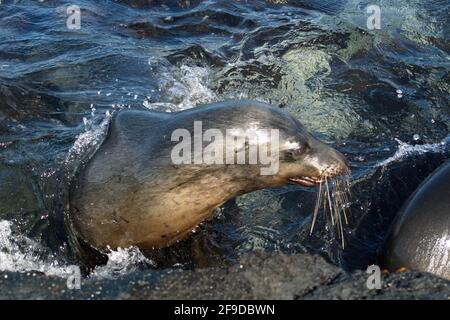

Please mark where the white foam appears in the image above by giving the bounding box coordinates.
[0,220,77,278]
[143,65,216,111]
[377,135,450,167]
[65,112,112,175]
[90,246,155,280]
[0,219,157,279]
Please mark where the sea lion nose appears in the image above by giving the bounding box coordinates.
[326,148,348,175]
[312,140,349,177]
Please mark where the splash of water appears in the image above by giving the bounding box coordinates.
[90,246,155,280]
[377,135,450,168]
[65,111,112,178]
[0,220,77,278]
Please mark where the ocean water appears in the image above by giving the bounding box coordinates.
[0,0,449,282]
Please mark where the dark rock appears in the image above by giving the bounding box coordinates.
[1,252,448,300]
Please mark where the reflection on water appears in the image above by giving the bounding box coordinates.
[0,0,449,278]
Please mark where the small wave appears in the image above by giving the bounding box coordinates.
[377,135,450,168]
[143,64,216,111]
[90,246,155,280]
[0,220,77,278]
[65,111,112,177]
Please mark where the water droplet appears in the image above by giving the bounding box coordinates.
[413,134,420,141]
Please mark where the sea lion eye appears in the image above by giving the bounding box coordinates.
[283,141,306,160]
[286,140,304,151]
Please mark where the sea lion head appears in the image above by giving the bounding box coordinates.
[272,119,349,187]
[188,101,349,189]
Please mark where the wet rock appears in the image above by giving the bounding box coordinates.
[306,270,450,300]
[0,252,449,300]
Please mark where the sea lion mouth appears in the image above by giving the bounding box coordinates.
[288,167,350,187]
[289,176,323,187]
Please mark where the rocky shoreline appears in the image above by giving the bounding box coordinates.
[1,252,448,300]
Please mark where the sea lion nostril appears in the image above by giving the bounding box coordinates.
[321,161,349,179]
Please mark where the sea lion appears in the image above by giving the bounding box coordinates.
[382,160,450,279]
[68,100,348,253]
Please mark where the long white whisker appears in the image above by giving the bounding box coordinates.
[308,172,352,249]
[325,177,334,226]
[310,181,322,234]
